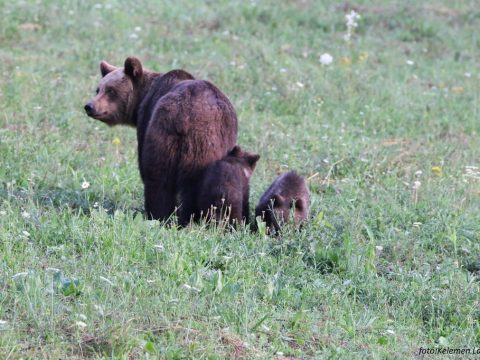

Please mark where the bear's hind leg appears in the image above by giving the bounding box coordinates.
[144,179,176,222]
[177,177,201,226]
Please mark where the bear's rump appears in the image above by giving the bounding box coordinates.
[145,82,237,175]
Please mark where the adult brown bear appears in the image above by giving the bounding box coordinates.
[84,57,238,225]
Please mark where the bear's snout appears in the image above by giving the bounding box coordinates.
[84,102,94,116]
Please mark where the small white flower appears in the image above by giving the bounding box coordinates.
[464,72,471,78]
[129,33,139,39]
[344,10,361,42]
[296,81,304,88]
[414,170,423,177]
[319,53,333,65]
[81,181,90,189]
[412,180,421,190]
[22,231,30,238]
[0,210,6,216]
[0,320,8,330]
[279,68,287,73]
[21,211,30,219]
[134,26,142,32]
[406,60,415,66]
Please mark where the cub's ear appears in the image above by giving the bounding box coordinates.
[100,61,117,77]
[124,56,143,80]
[247,154,260,167]
[228,145,241,156]
[272,194,285,206]
[294,198,305,210]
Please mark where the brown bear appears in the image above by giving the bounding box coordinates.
[197,145,260,227]
[84,57,238,225]
[255,171,309,234]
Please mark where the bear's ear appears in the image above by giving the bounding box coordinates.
[100,61,117,77]
[124,56,143,81]
[228,145,241,156]
[272,194,285,206]
[294,198,305,210]
[247,153,260,168]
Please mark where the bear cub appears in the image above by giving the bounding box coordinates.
[255,171,309,233]
[197,146,260,227]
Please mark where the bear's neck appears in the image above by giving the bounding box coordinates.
[130,69,195,127]
[129,71,162,127]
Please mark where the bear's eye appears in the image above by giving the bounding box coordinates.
[106,88,116,96]
[95,88,99,94]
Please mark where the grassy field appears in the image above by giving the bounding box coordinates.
[1,0,479,358]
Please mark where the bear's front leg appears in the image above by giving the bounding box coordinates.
[144,179,176,222]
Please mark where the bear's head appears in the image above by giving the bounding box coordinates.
[228,145,260,179]
[263,194,307,233]
[84,57,144,126]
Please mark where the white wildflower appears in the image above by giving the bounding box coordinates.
[134,26,141,32]
[412,180,421,190]
[81,181,90,189]
[344,10,361,42]
[414,170,423,177]
[406,60,415,66]
[21,211,30,219]
[22,230,30,238]
[319,53,333,65]
[296,81,304,88]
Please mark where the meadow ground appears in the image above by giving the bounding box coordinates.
[1,0,479,358]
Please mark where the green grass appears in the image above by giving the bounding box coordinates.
[1,0,479,358]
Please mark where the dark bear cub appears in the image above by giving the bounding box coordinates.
[197,146,260,227]
[255,171,309,234]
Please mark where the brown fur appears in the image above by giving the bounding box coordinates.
[255,171,309,234]
[197,146,260,227]
[85,57,238,225]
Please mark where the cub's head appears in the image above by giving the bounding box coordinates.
[262,194,307,233]
[228,145,260,178]
[84,57,144,126]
